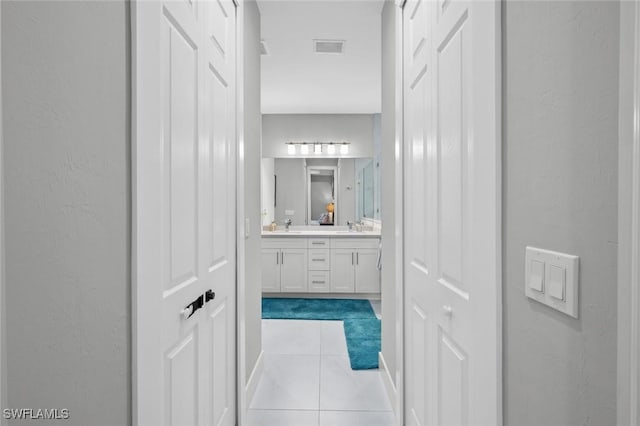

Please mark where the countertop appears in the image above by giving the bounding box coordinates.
[261,226,381,238]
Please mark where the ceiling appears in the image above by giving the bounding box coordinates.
[257,0,384,114]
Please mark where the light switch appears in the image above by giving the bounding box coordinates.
[529,260,545,292]
[525,246,579,318]
[548,265,565,301]
[284,210,295,216]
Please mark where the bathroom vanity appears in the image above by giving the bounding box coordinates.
[261,228,381,295]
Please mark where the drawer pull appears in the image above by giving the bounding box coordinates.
[312,242,326,245]
[312,280,325,284]
[312,258,325,262]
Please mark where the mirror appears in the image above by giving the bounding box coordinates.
[261,157,379,226]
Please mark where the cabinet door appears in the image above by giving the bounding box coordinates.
[280,248,308,292]
[261,249,281,292]
[330,249,355,292]
[355,249,381,293]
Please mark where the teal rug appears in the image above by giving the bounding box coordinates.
[261,298,380,370]
[262,298,375,320]
[343,318,382,370]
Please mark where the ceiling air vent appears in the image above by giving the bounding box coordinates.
[313,39,345,54]
[260,40,268,55]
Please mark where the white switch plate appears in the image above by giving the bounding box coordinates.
[284,210,295,216]
[525,246,579,318]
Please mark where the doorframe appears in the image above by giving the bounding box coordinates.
[235,2,248,426]
[618,1,640,423]
[393,1,405,424]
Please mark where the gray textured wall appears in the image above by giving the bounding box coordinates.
[617,2,634,422]
[2,1,130,425]
[503,2,618,424]
[243,0,263,381]
[380,0,396,387]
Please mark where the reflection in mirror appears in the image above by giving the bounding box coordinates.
[307,167,336,225]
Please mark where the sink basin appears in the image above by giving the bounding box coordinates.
[269,230,302,234]
[336,231,359,234]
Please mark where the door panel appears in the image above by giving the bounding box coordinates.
[403,0,500,424]
[134,0,237,424]
[165,331,198,426]
[261,249,281,292]
[280,249,308,292]
[355,249,380,293]
[331,249,355,292]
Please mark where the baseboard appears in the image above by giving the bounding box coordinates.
[245,350,264,408]
[379,352,397,416]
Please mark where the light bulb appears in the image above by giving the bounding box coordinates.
[300,144,309,155]
[314,144,322,154]
[287,144,296,155]
[340,144,349,155]
[327,144,336,155]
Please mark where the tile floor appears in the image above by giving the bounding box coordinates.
[247,318,394,426]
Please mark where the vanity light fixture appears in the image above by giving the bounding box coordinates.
[284,141,350,156]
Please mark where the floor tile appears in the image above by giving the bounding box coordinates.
[319,355,391,411]
[246,409,319,426]
[250,354,321,410]
[262,320,322,355]
[319,410,396,426]
[320,321,348,355]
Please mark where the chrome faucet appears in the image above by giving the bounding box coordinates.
[347,221,354,231]
[284,219,292,230]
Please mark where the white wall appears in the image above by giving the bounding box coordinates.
[3,1,130,424]
[262,114,374,158]
[503,2,618,424]
[261,158,275,226]
[380,0,396,388]
[242,0,262,382]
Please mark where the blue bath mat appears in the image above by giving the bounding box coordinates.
[261,298,380,369]
[343,318,381,370]
[262,298,376,320]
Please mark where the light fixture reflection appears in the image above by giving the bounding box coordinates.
[300,144,309,155]
[327,144,336,155]
[287,144,296,155]
[340,143,349,155]
[314,144,322,154]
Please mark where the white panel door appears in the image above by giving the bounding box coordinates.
[280,249,308,292]
[403,0,501,425]
[355,249,380,293]
[261,249,281,292]
[331,249,356,292]
[134,1,237,425]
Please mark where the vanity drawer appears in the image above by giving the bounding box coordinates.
[308,238,330,249]
[308,271,330,292]
[262,238,306,249]
[331,238,380,249]
[308,249,330,271]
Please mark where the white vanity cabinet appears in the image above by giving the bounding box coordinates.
[262,235,380,295]
[261,239,308,292]
[330,239,381,293]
